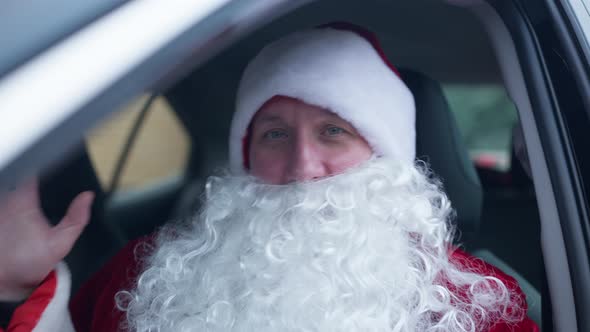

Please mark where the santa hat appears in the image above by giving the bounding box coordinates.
[229,22,416,173]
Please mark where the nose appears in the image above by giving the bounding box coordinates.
[285,135,327,183]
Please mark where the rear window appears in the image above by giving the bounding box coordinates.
[443,84,518,171]
[86,95,190,192]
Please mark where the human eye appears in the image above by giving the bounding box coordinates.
[322,126,347,137]
[263,129,288,140]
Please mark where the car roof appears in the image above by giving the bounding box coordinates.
[238,0,499,83]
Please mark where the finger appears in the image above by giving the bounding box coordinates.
[57,191,94,229]
[49,191,95,259]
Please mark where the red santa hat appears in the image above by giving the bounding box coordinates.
[229,22,416,173]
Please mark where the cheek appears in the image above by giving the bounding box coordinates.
[249,147,289,184]
[324,143,373,174]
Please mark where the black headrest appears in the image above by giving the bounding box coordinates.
[400,69,482,234]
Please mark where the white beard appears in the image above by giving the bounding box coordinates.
[117,158,524,332]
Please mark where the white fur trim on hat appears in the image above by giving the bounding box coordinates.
[229,27,415,173]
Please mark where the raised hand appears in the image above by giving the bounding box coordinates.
[0,179,94,301]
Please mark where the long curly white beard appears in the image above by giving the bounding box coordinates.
[117,158,523,332]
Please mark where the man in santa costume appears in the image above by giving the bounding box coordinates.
[0,23,538,331]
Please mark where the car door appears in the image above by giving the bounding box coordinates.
[484,0,590,331]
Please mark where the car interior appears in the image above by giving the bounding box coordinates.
[35,0,544,329]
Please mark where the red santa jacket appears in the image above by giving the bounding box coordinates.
[1,237,539,332]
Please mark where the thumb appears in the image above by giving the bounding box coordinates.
[49,191,95,259]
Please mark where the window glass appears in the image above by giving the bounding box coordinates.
[443,85,519,171]
[85,95,190,192]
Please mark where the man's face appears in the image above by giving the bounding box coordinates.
[248,96,373,184]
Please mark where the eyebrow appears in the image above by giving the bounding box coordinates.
[252,115,285,127]
[322,113,347,122]
[252,111,356,131]
[319,113,357,130]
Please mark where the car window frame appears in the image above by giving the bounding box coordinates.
[482,0,590,330]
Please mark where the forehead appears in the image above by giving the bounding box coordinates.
[252,96,347,126]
